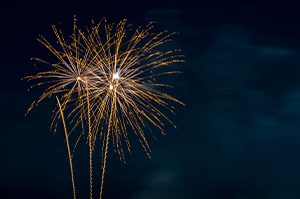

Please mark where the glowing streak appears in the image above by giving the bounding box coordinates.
[56,97,76,199]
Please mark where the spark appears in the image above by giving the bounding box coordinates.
[24,17,184,199]
[112,72,120,80]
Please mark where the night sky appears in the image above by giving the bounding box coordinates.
[2,0,300,198]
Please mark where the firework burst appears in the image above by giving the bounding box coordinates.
[25,17,184,199]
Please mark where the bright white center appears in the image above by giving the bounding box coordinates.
[112,72,120,80]
[77,76,81,81]
[109,84,113,90]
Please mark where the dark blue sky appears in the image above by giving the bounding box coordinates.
[2,0,300,198]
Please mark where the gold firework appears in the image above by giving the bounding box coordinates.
[25,17,184,199]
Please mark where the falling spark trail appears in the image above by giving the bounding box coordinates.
[87,90,93,199]
[56,97,76,199]
[99,91,116,199]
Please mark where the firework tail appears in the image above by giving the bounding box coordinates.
[56,97,77,199]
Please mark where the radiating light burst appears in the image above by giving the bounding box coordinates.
[24,17,184,199]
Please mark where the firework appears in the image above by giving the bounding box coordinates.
[25,17,184,199]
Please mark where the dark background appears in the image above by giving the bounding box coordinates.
[2,0,300,198]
